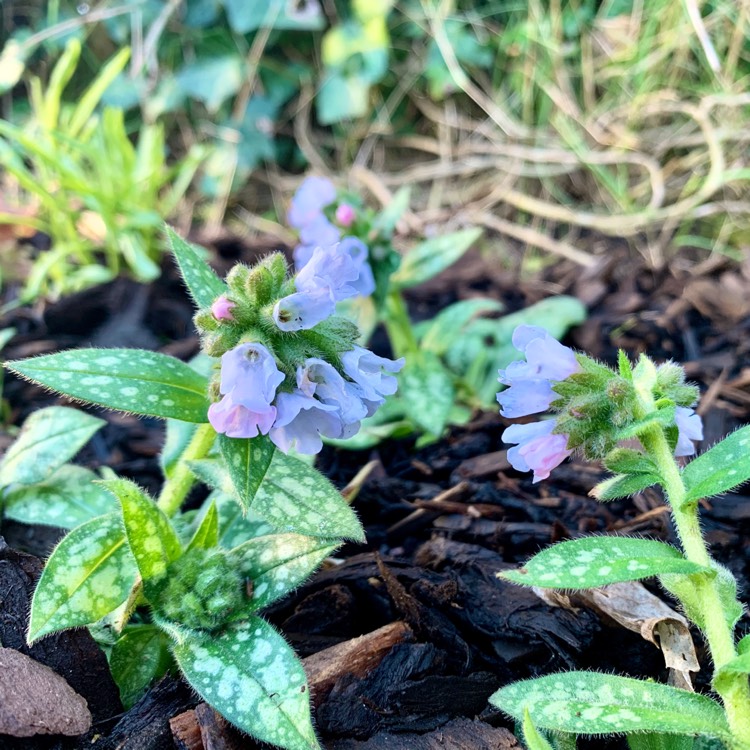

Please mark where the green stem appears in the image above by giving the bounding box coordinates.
[383,290,418,358]
[157,422,216,518]
[642,425,750,748]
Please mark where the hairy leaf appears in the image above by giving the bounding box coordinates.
[217,434,275,509]
[501,537,707,589]
[591,473,662,501]
[166,226,226,308]
[6,349,210,422]
[186,500,220,552]
[490,672,729,740]
[399,352,454,436]
[28,513,137,642]
[0,406,104,486]
[172,617,320,750]
[523,709,555,750]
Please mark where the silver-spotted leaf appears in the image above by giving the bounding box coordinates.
[682,425,750,503]
[253,451,364,541]
[419,298,504,356]
[391,228,482,289]
[230,533,339,611]
[104,478,182,587]
[490,672,730,740]
[501,537,707,589]
[0,406,104,486]
[166,226,226,308]
[110,625,173,708]
[172,617,320,750]
[399,352,454,436]
[218,434,275,509]
[523,710,555,750]
[28,513,137,642]
[215,492,276,547]
[4,465,117,528]
[6,349,210,422]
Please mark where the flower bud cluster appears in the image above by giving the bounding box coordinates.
[497,326,703,482]
[194,249,403,454]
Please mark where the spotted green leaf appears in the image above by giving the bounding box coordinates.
[110,625,173,709]
[418,298,504,356]
[230,533,339,612]
[215,492,275,547]
[217,434,275,509]
[6,349,210,423]
[166,226,226,308]
[28,512,137,643]
[104,479,182,588]
[501,537,707,589]
[490,672,730,740]
[186,500,220,552]
[714,649,750,694]
[391,228,482,289]
[172,616,320,750]
[627,733,702,750]
[682,425,750,504]
[0,406,104,486]
[399,352,454,436]
[523,710,555,750]
[4,465,117,528]
[253,450,364,541]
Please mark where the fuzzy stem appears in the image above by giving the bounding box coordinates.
[642,425,750,748]
[157,422,216,518]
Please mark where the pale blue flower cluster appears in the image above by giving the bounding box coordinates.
[209,343,403,454]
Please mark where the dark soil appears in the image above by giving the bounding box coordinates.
[1,241,750,749]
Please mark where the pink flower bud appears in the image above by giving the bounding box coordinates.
[211,295,236,321]
[335,203,356,228]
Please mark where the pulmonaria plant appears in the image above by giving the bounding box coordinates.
[491,326,750,750]
[3,227,403,750]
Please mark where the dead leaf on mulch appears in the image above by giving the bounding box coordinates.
[0,646,91,737]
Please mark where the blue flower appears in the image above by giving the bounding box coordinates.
[502,419,573,483]
[287,176,337,229]
[674,406,703,456]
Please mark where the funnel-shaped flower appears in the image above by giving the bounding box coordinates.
[503,419,573,483]
[287,176,337,229]
[269,391,345,454]
[674,406,703,457]
[341,346,404,416]
[208,343,285,438]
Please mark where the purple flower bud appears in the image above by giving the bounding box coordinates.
[502,419,573,483]
[208,343,285,438]
[211,295,236,321]
[497,326,580,418]
[674,406,703,457]
[287,177,337,229]
[335,203,356,227]
[270,391,344,455]
[341,346,404,416]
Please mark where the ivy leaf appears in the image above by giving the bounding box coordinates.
[217,434,275,509]
[501,537,707,589]
[391,228,482,289]
[230,533,339,612]
[253,451,364,541]
[4,465,117,529]
[6,349,210,423]
[0,406,104,486]
[110,625,173,709]
[166,226,226,308]
[103,478,182,589]
[171,616,320,750]
[682,425,750,503]
[399,352,454,436]
[185,500,219,552]
[490,672,730,740]
[28,513,137,643]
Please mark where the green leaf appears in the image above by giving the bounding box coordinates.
[231,533,338,612]
[162,420,197,478]
[254,451,364,541]
[104,478,182,587]
[0,406,104,486]
[166,226,226,308]
[223,0,325,33]
[28,513,137,643]
[419,298,504,356]
[110,625,173,709]
[490,672,730,740]
[627,734,696,750]
[217,434,275,510]
[501,537,707,589]
[523,709,555,750]
[590,472,662,501]
[682,425,750,503]
[4,465,117,528]
[317,69,371,124]
[186,500,220,552]
[371,186,411,237]
[215,492,276,547]
[175,56,244,113]
[6,349,210,423]
[391,228,482,288]
[171,616,320,750]
[399,352,454,436]
[603,448,660,476]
